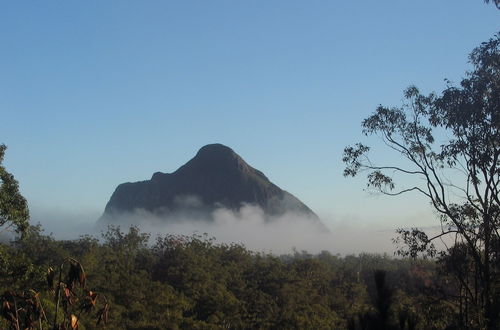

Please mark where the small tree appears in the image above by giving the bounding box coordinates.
[343,34,499,328]
[0,144,29,237]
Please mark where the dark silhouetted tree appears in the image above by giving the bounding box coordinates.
[343,34,499,329]
[484,0,500,9]
[373,270,393,329]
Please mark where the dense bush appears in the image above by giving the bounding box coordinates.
[0,225,467,329]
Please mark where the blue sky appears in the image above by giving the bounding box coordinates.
[1,1,499,236]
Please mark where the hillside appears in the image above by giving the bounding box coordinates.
[100,144,323,227]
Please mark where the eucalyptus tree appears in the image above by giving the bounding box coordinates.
[343,34,499,328]
[0,144,29,237]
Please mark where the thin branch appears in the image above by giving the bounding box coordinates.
[365,165,425,175]
[380,186,432,198]
[428,230,460,242]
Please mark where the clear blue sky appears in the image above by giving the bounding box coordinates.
[1,1,499,232]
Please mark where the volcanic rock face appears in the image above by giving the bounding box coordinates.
[100,144,322,226]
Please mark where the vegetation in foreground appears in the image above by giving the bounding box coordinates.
[0,224,477,330]
[0,24,498,330]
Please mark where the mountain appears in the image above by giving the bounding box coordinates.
[100,144,323,227]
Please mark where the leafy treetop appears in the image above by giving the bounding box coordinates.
[0,144,29,237]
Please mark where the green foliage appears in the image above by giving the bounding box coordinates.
[0,224,469,329]
[0,254,108,330]
[343,33,500,328]
[0,144,29,237]
[0,141,482,328]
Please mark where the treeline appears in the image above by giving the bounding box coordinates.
[0,225,465,329]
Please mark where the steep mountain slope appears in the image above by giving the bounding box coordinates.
[100,144,322,226]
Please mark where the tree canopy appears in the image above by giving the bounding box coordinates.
[0,144,29,237]
[343,33,499,328]
[0,225,451,329]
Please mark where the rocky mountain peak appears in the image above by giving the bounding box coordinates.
[100,144,324,229]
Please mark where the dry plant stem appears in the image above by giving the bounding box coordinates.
[53,264,63,330]
[34,291,47,330]
[13,295,20,330]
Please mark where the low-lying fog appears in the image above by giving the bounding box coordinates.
[24,203,445,256]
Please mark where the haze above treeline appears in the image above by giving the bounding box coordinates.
[2,2,498,256]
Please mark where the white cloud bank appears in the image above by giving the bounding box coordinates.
[27,202,449,256]
[92,203,400,255]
